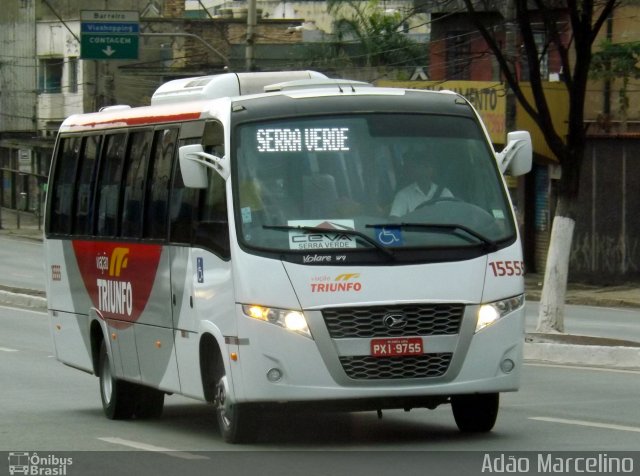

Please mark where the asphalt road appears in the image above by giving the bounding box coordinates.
[2,236,640,474]
[2,306,640,455]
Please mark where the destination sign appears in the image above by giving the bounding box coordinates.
[256,127,350,153]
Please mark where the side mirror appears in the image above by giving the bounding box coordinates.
[496,131,532,176]
[178,144,228,189]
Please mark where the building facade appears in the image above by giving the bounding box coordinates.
[0,0,306,225]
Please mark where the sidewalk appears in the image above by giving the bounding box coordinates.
[1,206,639,369]
[0,207,43,242]
[524,273,640,369]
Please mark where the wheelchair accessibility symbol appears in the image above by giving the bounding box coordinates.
[375,227,403,246]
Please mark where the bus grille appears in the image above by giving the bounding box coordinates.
[322,304,464,338]
[339,353,452,380]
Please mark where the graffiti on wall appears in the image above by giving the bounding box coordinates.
[571,233,640,277]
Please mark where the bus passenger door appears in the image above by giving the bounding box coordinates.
[132,249,182,393]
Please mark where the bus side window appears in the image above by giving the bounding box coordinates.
[73,135,101,236]
[96,133,127,237]
[121,131,153,239]
[144,128,178,240]
[50,136,81,235]
[194,170,229,259]
[169,146,199,244]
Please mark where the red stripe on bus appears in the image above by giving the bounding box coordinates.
[63,111,203,131]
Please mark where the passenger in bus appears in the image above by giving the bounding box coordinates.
[389,152,453,217]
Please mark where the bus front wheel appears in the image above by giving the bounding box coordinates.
[451,393,499,433]
[214,374,257,444]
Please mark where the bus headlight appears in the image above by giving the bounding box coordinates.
[476,295,524,333]
[242,305,312,339]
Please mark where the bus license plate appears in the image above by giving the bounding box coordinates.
[370,338,423,357]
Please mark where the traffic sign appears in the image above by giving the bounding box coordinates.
[80,10,139,60]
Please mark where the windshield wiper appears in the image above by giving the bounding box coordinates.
[263,225,396,260]
[366,223,498,252]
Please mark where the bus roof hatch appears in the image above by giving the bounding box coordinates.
[151,71,327,105]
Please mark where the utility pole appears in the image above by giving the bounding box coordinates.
[246,0,257,71]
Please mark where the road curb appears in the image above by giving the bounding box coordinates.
[0,290,47,311]
[524,342,640,370]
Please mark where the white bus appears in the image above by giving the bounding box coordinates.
[45,71,532,443]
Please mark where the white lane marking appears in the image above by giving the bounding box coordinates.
[0,347,18,352]
[525,362,640,375]
[530,417,640,433]
[98,437,209,460]
[0,305,47,316]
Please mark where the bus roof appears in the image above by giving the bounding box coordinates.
[59,71,328,133]
[57,71,466,134]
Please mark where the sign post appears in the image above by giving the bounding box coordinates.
[80,10,140,60]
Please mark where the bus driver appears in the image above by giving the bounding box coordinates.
[389,152,453,217]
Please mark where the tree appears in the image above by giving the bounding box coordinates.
[327,0,428,68]
[590,39,640,132]
[458,0,618,333]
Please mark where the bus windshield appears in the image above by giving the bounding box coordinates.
[233,113,515,258]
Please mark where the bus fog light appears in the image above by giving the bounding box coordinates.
[267,368,283,382]
[501,358,515,373]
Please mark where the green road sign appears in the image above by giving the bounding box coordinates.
[80,10,139,60]
[81,34,139,60]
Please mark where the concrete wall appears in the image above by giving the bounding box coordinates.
[0,1,37,132]
[570,136,640,283]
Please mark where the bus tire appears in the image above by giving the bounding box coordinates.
[99,340,135,420]
[214,373,257,444]
[133,385,165,419]
[451,393,499,433]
